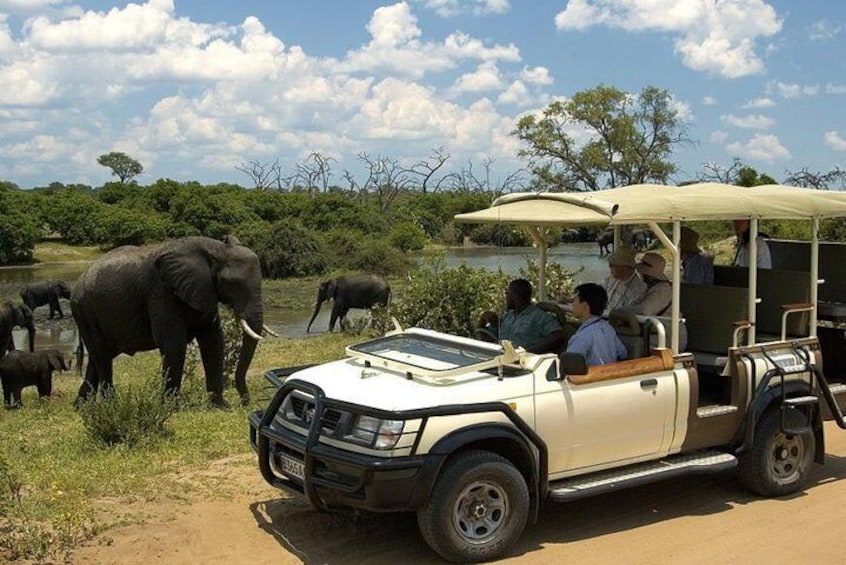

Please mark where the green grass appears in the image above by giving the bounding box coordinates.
[0,331,360,562]
[32,241,103,263]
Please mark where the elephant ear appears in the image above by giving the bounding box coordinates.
[155,250,218,316]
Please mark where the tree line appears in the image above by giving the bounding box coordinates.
[2,84,844,271]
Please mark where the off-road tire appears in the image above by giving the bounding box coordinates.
[417,449,529,563]
[739,407,815,496]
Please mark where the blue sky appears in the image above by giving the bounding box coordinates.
[0,0,844,189]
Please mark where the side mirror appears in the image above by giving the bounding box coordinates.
[553,352,588,380]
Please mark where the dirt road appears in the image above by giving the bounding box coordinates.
[73,421,846,564]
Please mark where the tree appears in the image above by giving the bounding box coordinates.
[513,85,690,191]
[236,159,281,190]
[784,167,846,190]
[97,152,143,183]
[697,158,777,186]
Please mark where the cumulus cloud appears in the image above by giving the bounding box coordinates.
[726,133,790,162]
[710,130,728,143]
[520,65,552,85]
[721,113,774,130]
[554,0,782,78]
[809,19,842,41]
[824,131,846,152]
[450,61,504,93]
[742,97,775,108]
[825,83,846,95]
[420,0,510,18]
[702,96,717,105]
[768,81,820,99]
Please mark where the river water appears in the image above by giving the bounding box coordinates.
[0,243,608,357]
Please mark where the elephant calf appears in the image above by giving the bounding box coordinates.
[20,280,72,319]
[0,349,69,408]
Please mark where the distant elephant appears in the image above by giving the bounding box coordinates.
[0,301,35,359]
[71,236,269,407]
[628,228,653,252]
[20,280,72,319]
[597,228,614,256]
[0,349,68,408]
[307,274,391,333]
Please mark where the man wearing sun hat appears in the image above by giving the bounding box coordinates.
[628,251,688,351]
[602,245,646,314]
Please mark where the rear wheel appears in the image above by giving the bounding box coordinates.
[417,450,529,563]
[739,408,815,496]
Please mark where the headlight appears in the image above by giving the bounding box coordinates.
[346,415,405,450]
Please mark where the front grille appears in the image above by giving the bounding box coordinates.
[278,393,347,436]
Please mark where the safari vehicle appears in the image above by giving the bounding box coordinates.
[250,183,846,563]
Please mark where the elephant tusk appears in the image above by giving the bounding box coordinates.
[262,323,279,337]
[240,318,263,341]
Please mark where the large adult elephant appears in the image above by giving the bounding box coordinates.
[71,236,268,406]
[306,274,391,333]
[0,301,35,359]
[20,280,72,319]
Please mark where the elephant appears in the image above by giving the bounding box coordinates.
[71,236,270,407]
[1,349,68,408]
[20,280,72,319]
[306,274,391,333]
[0,301,35,359]
[597,228,614,256]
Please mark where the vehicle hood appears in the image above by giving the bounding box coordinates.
[283,358,535,412]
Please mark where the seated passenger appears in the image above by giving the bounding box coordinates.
[602,246,647,314]
[680,226,714,285]
[628,252,688,351]
[567,283,627,366]
[477,279,566,354]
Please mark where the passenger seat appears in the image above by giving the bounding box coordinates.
[608,309,645,359]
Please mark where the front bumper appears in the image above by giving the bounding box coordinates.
[249,407,444,513]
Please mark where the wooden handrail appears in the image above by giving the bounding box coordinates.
[569,349,674,385]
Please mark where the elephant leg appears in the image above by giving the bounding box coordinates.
[77,353,110,402]
[329,305,341,332]
[160,344,187,397]
[196,323,226,405]
[2,383,11,407]
[338,306,351,331]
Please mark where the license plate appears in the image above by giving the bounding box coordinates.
[277,453,305,480]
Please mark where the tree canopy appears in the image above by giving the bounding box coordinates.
[97,152,143,183]
[513,85,690,191]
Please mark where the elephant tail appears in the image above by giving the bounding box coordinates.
[75,338,85,374]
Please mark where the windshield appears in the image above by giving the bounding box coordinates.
[350,333,498,372]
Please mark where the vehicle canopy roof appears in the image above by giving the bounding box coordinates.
[454,183,846,227]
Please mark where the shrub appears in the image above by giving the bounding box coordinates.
[243,219,327,279]
[392,255,509,336]
[389,221,428,251]
[321,229,411,275]
[77,375,178,447]
[519,259,576,302]
[468,224,533,246]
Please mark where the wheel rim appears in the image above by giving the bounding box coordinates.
[452,480,509,545]
[768,430,806,485]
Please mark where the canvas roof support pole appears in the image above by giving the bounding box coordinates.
[526,226,549,300]
[648,221,681,353]
[748,218,759,344]
[810,217,819,337]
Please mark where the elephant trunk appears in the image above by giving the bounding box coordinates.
[306,300,323,333]
[234,308,263,405]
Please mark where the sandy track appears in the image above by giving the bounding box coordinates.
[73,421,846,564]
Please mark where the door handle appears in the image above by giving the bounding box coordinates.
[640,378,658,389]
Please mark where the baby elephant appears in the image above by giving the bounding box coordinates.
[0,349,69,408]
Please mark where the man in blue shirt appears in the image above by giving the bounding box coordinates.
[488,279,566,354]
[567,283,627,366]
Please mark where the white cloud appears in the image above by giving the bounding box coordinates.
[498,80,529,105]
[721,113,774,130]
[672,98,694,122]
[702,96,717,105]
[824,131,846,152]
[768,81,820,99]
[420,0,510,17]
[520,65,552,85]
[450,61,503,93]
[825,83,846,95]
[726,133,790,162]
[474,0,510,15]
[742,97,775,108]
[809,18,842,41]
[554,0,782,78]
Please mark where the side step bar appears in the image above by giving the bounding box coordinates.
[548,451,737,502]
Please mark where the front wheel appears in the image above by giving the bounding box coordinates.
[417,450,529,563]
[739,408,815,496]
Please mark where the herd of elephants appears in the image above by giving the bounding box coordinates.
[0,236,391,409]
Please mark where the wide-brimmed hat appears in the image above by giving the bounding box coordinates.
[680,226,700,253]
[607,246,637,268]
[637,252,668,280]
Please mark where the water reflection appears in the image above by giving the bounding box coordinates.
[1,243,609,354]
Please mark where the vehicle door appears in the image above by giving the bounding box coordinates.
[534,361,677,478]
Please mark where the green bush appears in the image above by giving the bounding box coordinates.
[468,224,533,246]
[519,259,576,302]
[98,205,167,247]
[77,375,178,447]
[321,229,411,275]
[389,221,428,251]
[392,255,509,336]
[254,219,327,278]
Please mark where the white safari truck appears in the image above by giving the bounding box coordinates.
[250,183,846,562]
